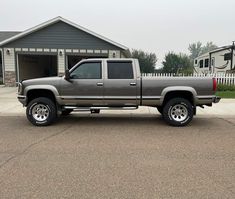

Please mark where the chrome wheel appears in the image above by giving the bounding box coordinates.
[170,104,188,122]
[32,104,49,122]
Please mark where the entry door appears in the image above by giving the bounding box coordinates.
[61,61,103,106]
[104,61,137,106]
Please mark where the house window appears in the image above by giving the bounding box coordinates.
[199,60,203,68]
[205,59,209,68]
[211,58,215,66]
[194,60,198,65]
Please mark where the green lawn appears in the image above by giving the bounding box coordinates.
[216,91,235,98]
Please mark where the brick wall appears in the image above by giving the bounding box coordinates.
[4,71,16,87]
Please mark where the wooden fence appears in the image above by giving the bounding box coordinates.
[141,73,235,85]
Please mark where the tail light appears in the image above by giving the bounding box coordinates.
[213,78,217,91]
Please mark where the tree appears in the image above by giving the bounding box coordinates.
[162,52,193,74]
[130,49,157,73]
[188,41,202,60]
[188,41,217,60]
[201,42,218,55]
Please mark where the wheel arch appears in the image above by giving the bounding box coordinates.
[24,85,59,106]
[160,86,197,107]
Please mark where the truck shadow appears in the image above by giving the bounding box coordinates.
[59,114,165,125]
[56,113,214,128]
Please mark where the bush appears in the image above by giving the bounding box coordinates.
[217,84,235,91]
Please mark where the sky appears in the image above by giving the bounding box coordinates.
[1,0,235,67]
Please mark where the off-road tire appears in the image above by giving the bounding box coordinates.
[26,97,57,126]
[162,98,193,126]
[157,106,163,114]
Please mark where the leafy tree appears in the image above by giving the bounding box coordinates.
[188,41,217,59]
[162,52,193,74]
[130,49,157,73]
[188,41,202,60]
[201,42,218,54]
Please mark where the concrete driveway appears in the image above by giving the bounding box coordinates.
[0,86,234,198]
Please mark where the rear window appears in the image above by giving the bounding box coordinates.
[108,61,134,79]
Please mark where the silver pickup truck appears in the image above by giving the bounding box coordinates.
[18,58,220,126]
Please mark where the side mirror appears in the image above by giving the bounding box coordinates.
[65,69,70,81]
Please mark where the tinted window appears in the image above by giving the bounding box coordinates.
[205,59,209,68]
[108,61,134,79]
[70,62,101,79]
[199,60,203,68]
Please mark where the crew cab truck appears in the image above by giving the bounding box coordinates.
[17,58,220,127]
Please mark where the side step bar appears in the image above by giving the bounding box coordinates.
[63,106,138,111]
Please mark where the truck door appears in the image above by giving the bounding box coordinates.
[60,60,104,106]
[103,60,137,106]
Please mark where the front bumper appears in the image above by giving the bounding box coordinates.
[17,95,27,106]
[213,96,221,103]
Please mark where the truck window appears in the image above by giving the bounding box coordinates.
[70,62,101,79]
[108,61,134,79]
[199,60,203,68]
[205,59,209,68]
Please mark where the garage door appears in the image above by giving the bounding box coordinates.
[18,54,57,81]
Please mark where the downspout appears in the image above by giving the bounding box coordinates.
[209,52,212,73]
[0,48,4,84]
[231,41,234,70]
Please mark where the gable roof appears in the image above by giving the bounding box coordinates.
[0,31,21,42]
[0,17,128,50]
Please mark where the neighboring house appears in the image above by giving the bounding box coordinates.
[194,44,235,74]
[0,17,129,86]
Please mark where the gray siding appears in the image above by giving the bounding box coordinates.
[2,22,122,50]
[0,32,21,42]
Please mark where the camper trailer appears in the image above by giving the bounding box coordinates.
[194,44,235,74]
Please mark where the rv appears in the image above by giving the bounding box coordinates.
[194,44,235,74]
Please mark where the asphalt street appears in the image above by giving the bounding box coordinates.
[0,113,234,198]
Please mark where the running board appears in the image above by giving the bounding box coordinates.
[63,106,138,111]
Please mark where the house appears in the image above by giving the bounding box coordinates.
[194,43,235,74]
[0,17,129,86]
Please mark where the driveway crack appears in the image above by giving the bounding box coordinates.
[0,125,72,169]
[218,117,235,126]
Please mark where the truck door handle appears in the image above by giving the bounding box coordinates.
[96,82,103,86]
[130,83,136,86]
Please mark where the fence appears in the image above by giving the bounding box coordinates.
[141,73,235,85]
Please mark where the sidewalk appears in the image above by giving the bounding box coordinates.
[0,86,235,116]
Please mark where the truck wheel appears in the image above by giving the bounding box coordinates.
[156,106,163,114]
[26,97,57,126]
[61,109,73,116]
[162,98,193,126]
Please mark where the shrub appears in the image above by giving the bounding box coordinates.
[217,84,235,91]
